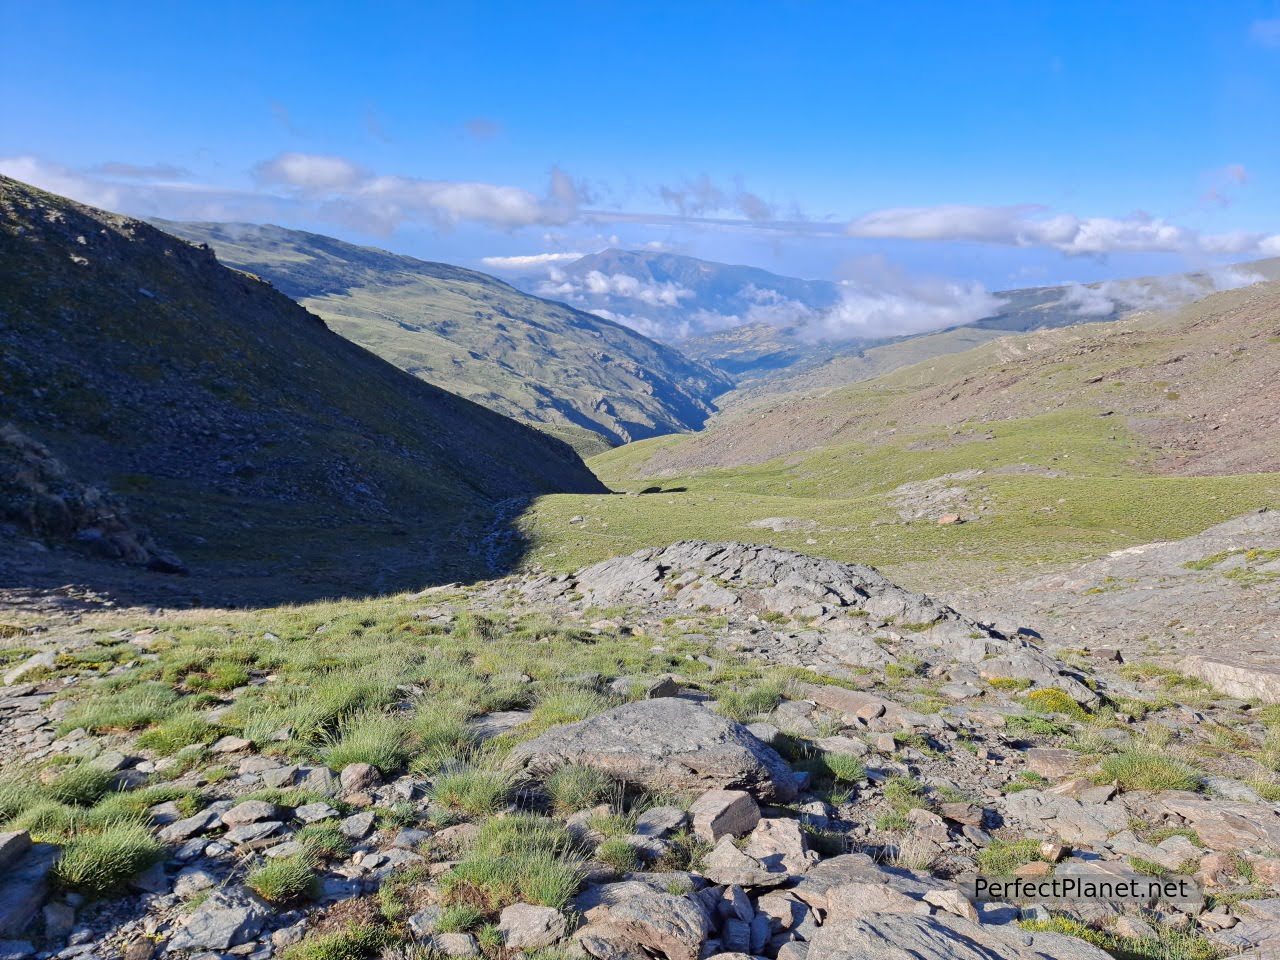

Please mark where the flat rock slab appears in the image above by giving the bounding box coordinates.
[807,911,1113,960]
[1179,655,1280,704]
[507,698,798,802]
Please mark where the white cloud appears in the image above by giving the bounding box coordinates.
[255,152,365,191]
[803,258,1005,340]
[1061,266,1263,317]
[480,252,585,270]
[846,202,1280,258]
[537,269,693,308]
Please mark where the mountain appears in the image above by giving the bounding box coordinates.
[155,222,730,455]
[686,267,1270,406]
[524,248,842,344]
[0,175,606,600]
[515,279,1280,587]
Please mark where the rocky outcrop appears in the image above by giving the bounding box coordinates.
[0,424,185,573]
[1178,655,1280,704]
[507,698,799,802]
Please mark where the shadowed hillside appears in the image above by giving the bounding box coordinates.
[0,176,606,604]
[156,222,731,455]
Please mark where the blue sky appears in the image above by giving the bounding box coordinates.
[5,1,1280,303]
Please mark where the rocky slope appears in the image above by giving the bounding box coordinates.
[0,175,605,600]
[155,223,731,454]
[612,279,1280,479]
[4,534,1278,959]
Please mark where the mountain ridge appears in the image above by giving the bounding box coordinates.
[0,175,606,601]
[155,221,731,454]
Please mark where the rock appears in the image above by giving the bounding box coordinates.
[1179,655,1280,704]
[701,836,790,888]
[223,821,282,846]
[816,736,868,758]
[0,840,57,938]
[606,892,711,960]
[159,808,222,843]
[1113,915,1157,940]
[295,766,339,796]
[1001,790,1128,845]
[167,889,269,951]
[1151,791,1280,851]
[939,803,985,827]
[825,882,921,920]
[508,698,798,802]
[807,911,1113,960]
[424,933,479,957]
[0,834,31,870]
[922,889,979,922]
[634,806,688,839]
[498,903,568,949]
[339,811,376,840]
[293,802,339,823]
[0,942,34,960]
[2,652,56,686]
[408,906,443,938]
[340,763,381,796]
[691,790,761,843]
[743,819,819,876]
[611,675,680,699]
[208,735,252,754]
[42,902,75,942]
[1024,748,1080,780]
[173,866,218,899]
[220,800,281,826]
[755,891,810,931]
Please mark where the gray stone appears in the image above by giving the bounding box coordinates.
[3,652,56,686]
[0,841,57,938]
[159,809,222,843]
[339,763,381,796]
[423,933,479,957]
[221,800,281,826]
[702,836,790,888]
[167,890,269,951]
[340,812,376,840]
[508,698,798,802]
[691,790,761,843]
[498,903,568,949]
[42,902,75,942]
[634,806,688,839]
[174,866,218,899]
[293,803,339,823]
[606,892,711,960]
[806,911,1113,960]
[0,833,31,871]
[408,905,443,939]
[743,819,819,876]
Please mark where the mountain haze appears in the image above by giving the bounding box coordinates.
[157,222,731,454]
[0,175,605,600]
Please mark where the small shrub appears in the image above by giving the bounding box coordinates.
[409,701,477,774]
[297,822,351,860]
[530,688,613,729]
[987,677,1032,692]
[54,820,164,896]
[45,765,120,807]
[596,837,639,874]
[430,767,511,816]
[436,904,484,932]
[715,682,784,722]
[977,838,1044,874]
[1023,688,1088,719]
[824,753,866,783]
[322,711,410,774]
[1098,750,1203,792]
[137,713,216,755]
[283,922,397,960]
[247,854,318,903]
[545,765,613,815]
[441,815,585,914]
[58,681,179,734]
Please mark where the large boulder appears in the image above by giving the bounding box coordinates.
[806,912,1112,960]
[507,698,798,802]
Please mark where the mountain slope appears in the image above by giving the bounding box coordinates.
[155,222,730,454]
[0,175,606,600]
[512,281,1280,588]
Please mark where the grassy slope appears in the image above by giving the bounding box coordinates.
[0,176,604,597]
[157,222,730,453]
[515,285,1280,589]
